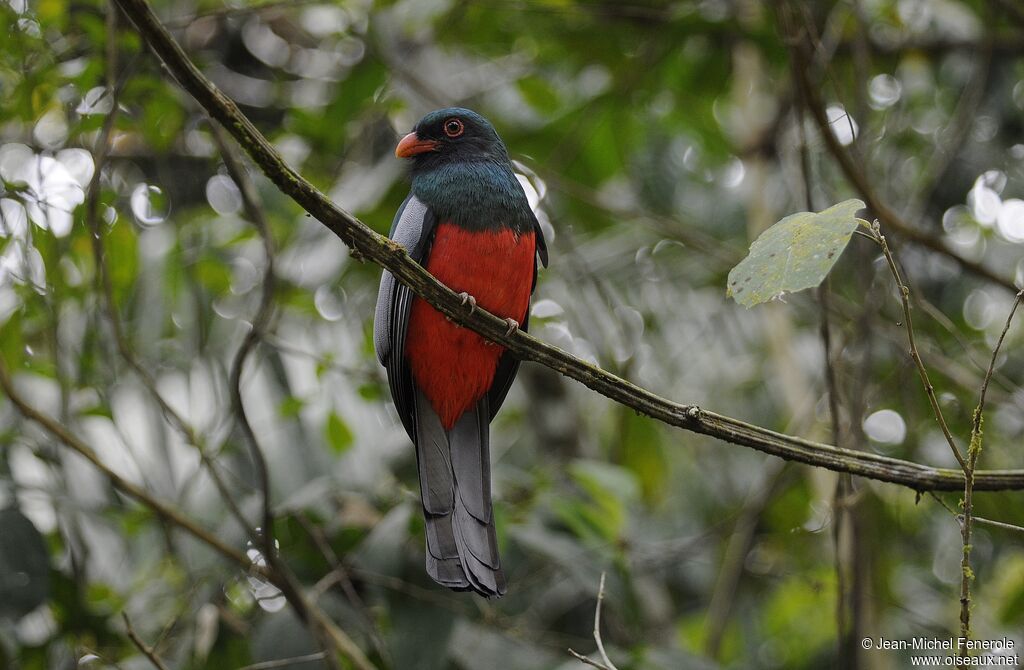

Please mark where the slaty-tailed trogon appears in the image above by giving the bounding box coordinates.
[374,108,548,597]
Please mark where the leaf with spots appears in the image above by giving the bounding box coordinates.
[727,199,866,307]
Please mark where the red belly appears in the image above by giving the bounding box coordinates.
[406,223,536,429]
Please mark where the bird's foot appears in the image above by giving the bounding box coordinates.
[503,318,519,337]
[458,292,477,315]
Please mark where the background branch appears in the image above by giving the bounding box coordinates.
[84,77,259,544]
[0,357,375,670]
[0,358,249,567]
[568,573,620,670]
[123,612,170,670]
[206,124,358,670]
[209,121,277,574]
[785,11,1017,294]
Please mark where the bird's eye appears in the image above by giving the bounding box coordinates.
[443,118,464,138]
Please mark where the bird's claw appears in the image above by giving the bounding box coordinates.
[458,292,477,315]
[503,318,519,337]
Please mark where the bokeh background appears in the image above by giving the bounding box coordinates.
[1,0,1023,668]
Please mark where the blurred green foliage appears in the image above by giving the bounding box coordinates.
[1,0,1023,669]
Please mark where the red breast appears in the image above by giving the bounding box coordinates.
[405,222,536,429]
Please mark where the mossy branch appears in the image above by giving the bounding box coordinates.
[959,290,1023,652]
[108,0,1024,494]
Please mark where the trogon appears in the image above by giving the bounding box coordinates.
[374,108,548,597]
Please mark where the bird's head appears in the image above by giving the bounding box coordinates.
[395,108,510,170]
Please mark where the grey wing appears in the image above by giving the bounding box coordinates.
[374,194,436,441]
[486,310,529,420]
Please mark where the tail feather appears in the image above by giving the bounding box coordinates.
[414,390,506,597]
[449,405,492,523]
[415,411,455,515]
[453,503,503,572]
[424,513,459,559]
[426,554,469,588]
[453,505,504,595]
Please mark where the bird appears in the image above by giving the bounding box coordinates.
[373,108,548,597]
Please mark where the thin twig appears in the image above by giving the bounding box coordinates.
[81,19,258,543]
[819,284,842,447]
[968,516,1024,535]
[792,54,866,661]
[872,223,967,471]
[960,289,1024,648]
[568,649,615,670]
[209,121,277,573]
[928,490,960,515]
[929,493,1024,534]
[297,513,389,663]
[593,573,616,669]
[78,648,127,670]
[122,612,170,670]
[238,652,327,670]
[807,125,861,664]
[791,31,845,448]
[917,297,1016,391]
[568,572,620,670]
[704,461,788,658]
[971,290,1022,439]
[905,30,993,225]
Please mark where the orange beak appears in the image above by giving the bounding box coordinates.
[395,132,439,158]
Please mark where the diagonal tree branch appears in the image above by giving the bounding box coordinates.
[108,0,1024,493]
[123,612,170,670]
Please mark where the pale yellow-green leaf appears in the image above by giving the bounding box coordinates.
[727,199,865,307]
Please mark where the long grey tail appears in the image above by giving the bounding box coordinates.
[413,389,506,597]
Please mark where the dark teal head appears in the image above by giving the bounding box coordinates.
[395,107,511,169]
[395,108,533,234]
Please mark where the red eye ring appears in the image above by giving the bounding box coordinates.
[443,118,464,138]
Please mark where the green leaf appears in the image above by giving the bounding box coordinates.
[357,382,382,401]
[279,396,305,418]
[616,410,668,505]
[324,411,354,454]
[0,508,51,619]
[195,257,231,295]
[727,199,865,307]
[554,460,639,542]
